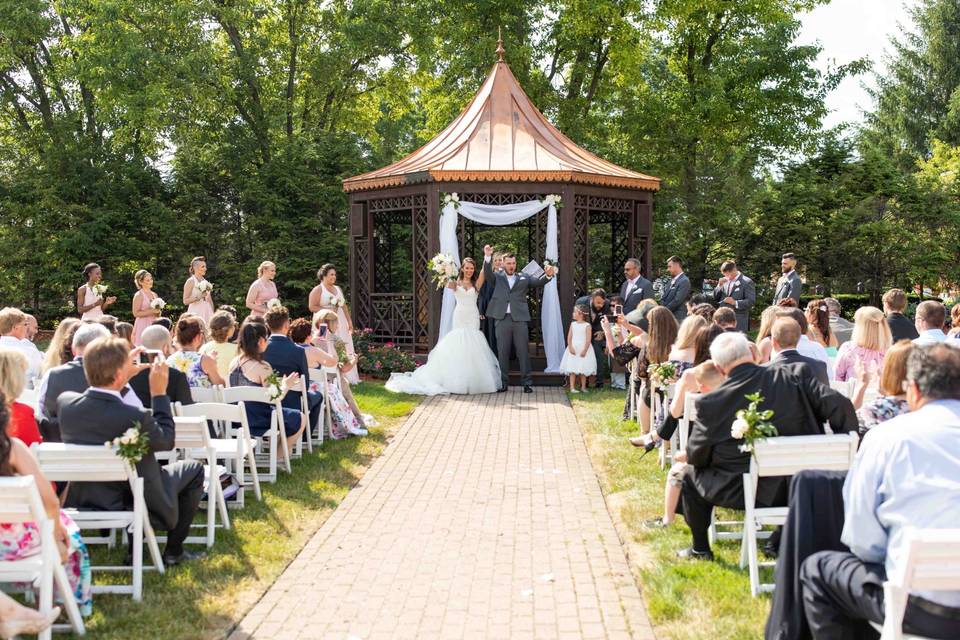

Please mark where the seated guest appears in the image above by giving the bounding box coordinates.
[834,306,891,382]
[166,316,225,388]
[767,318,829,385]
[686,293,712,317]
[693,323,724,366]
[152,317,173,331]
[115,321,134,346]
[913,300,948,346]
[37,322,111,441]
[228,321,306,456]
[713,307,738,332]
[799,344,960,639]
[0,398,93,616]
[690,302,716,323]
[59,337,205,566]
[575,289,611,387]
[645,361,723,529]
[678,332,856,560]
[198,311,237,380]
[309,311,368,436]
[805,299,837,349]
[754,306,778,364]
[669,316,707,366]
[883,288,920,342]
[824,298,854,345]
[776,307,834,379]
[40,317,81,374]
[95,315,118,336]
[0,350,42,446]
[128,325,193,407]
[262,305,322,431]
[856,339,914,434]
[289,317,367,438]
[949,304,960,338]
[24,314,38,342]
[0,307,43,382]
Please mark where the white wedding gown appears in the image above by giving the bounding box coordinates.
[385,286,501,395]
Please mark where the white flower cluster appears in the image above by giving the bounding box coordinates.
[331,294,346,308]
[266,298,283,311]
[92,283,108,297]
[443,192,460,206]
[106,427,139,449]
[150,297,166,310]
[543,194,562,207]
[267,383,282,400]
[543,259,560,276]
[196,281,213,294]
[730,418,749,440]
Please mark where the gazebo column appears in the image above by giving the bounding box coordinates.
[636,197,653,278]
[426,183,442,353]
[559,184,576,335]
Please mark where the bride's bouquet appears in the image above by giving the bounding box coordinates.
[427,253,458,289]
[150,297,166,311]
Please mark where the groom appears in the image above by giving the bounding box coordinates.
[482,245,556,393]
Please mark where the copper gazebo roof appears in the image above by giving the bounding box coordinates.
[342,43,660,193]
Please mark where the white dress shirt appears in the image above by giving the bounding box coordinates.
[89,386,145,410]
[0,335,43,383]
[841,399,960,606]
[797,335,834,380]
[505,273,517,315]
[913,329,948,346]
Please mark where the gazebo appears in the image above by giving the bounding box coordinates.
[342,41,660,363]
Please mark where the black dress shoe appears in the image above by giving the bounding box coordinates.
[497,387,508,393]
[676,547,714,561]
[162,549,207,566]
[523,385,533,393]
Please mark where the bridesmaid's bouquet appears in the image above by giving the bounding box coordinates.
[92,283,108,298]
[428,253,458,289]
[266,298,283,312]
[196,281,213,295]
[330,293,346,308]
[150,297,166,310]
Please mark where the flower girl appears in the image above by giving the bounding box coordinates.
[560,304,597,393]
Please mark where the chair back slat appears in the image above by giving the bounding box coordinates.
[221,386,271,405]
[33,443,133,482]
[172,417,210,449]
[750,433,858,478]
[0,476,46,524]
[178,401,244,423]
[680,392,701,451]
[830,380,854,399]
[900,530,960,591]
[190,385,223,404]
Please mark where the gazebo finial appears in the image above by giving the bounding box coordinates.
[496,27,505,62]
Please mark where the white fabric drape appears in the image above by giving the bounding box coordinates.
[438,199,564,373]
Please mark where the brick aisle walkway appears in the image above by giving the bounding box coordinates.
[230,388,655,640]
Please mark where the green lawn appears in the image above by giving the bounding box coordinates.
[76,382,419,639]
[570,388,770,640]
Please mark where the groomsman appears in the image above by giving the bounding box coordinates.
[660,256,691,322]
[619,258,654,314]
[773,253,802,305]
[712,260,755,332]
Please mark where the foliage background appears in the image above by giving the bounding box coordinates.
[1,0,957,325]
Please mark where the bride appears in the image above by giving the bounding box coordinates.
[386,257,501,395]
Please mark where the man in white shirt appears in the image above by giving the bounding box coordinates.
[913,300,949,346]
[0,307,43,382]
[799,343,960,638]
[619,258,654,314]
[776,308,834,380]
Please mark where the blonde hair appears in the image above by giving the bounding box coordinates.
[0,349,28,402]
[0,307,25,335]
[134,269,151,288]
[189,256,206,274]
[42,317,81,372]
[675,315,707,351]
[880,340,913,396]
[852,306,892,353]
[692,360,723,389]
[312,309,338,331]
[755,306,778,344]
[257,261,276,277]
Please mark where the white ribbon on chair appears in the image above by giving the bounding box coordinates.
[438,198,564,373]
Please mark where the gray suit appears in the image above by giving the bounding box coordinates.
[773,271,802,305]
[712,273,756,332]
[619,277,654,314]
[660,273,691,321]
[40,358,89,442]
[482,258,552,387]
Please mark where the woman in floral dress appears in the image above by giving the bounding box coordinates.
[166,316,225,388]
[0,401,92,617]
[856,340,914,435]
[308,264,359,384]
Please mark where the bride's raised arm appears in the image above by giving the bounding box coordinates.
[476,266,485,290]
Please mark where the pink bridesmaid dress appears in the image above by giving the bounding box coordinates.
[247,279,278,317]
[132,290,157,346]
[80,285,104,321]
[319,284,359,384]
[186,276,215,325]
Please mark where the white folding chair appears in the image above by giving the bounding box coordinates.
[830,379,855,399]
[741,432,859,596]
[627,360,638,422]
[873,528,960,640]
[294,377,311,456]
[219,386,291,480]
[171,417,230,547]
[176,402,262,507]
[656,382,677,469]
[33,443,166,602]
[0,477,86,638]
[309,368,332,444]
[17,387,39,411]
[190,384,223,404]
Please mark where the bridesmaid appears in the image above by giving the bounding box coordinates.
[131,269,160,345]
[245,261,278,318]
[308,263,359,384]
[77,263,116,320]
[183,256,215,325]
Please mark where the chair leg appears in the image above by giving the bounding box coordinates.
[246,440,262,500]
[143,517,165,575]
[206,455,216,548]
[132,508,143,601]
[53,564,85,635]
[38,532,54,640]
[216,472,231,530]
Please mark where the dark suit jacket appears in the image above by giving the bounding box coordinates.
[887,312,920,343]
[712,273,756,332]
[687,363,856,508]
[660,273,691,321]
[575,295,609,339]
[128,367,193,408]
[481,259,551,322]
[766,349,829,386]
[263,334,309,412]
[58,389,180,530]
[773,271,802,305]
[40,358,89,442]
[619,277,654,315]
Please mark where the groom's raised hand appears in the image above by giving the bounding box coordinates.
[483,244,493,257]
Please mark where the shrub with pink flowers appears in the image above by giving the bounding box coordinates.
[351,328,416,379]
